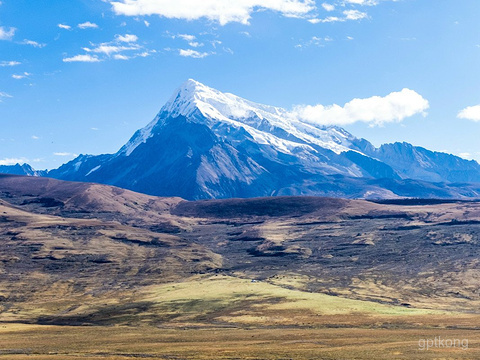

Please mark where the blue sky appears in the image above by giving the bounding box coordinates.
[1,0,480,169]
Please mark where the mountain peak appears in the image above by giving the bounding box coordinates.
[163,78,241,120]
[119,79,358,157]
[182,78,208,91]
[175,79,212,101]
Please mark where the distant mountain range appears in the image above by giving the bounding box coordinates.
[5,79,480,199]
[0,163,46,177]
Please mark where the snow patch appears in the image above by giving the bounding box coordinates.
[86,165,101,176]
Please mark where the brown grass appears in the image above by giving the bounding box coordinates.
[0,323,479,359]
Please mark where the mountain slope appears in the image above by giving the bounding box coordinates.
[0,163,46,176]
[48,79,480,199]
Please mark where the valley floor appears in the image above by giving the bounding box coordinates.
[1,322,479,359]
[1,276,480,359]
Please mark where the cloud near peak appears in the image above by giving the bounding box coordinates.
[109,0,316,25]
[457,105,480,122]
[292,88,429,126]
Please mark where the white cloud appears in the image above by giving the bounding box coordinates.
[137,49,156,57]
[58,24,72,30]
[12,72,31,80]
[78,21,99,29]
[63,54,101,62]
[53,152,78,157]
[344,9,368,20]
[0,26,15,40]
[211,40,222,48]
[144,20,150,27]
[291,88,429,126]
[309,16,337,23]
[0,92,12,101]
[459,152,473,160]
[177,34,196,42]
[179,49,210,58]
[189,41,204,48]
[84,44,140,55]
[322,3,335,11]
[0,61,21,67]
[343,0,378,5]
[309,9,367,23]
[296,36,333,48]
[169,33,204,47]
[109,0,316,25]
[457,105,480,122]
[21,39,46,48]
[116,33,138,42]
[70,33,149,62]
[113,54,130,60]
[0,158,27,166]
[31,135,39,140]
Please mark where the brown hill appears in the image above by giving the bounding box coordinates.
[1,175,480,328]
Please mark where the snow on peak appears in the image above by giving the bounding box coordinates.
[161,79,356,154]
[162,78,285,121]
[119,79,357,157]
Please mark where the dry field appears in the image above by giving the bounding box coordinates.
[0,323,479,360]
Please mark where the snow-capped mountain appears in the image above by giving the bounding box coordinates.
[48,79,480,199]
[0,163,46,177]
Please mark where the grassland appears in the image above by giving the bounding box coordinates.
[2,275,480,359]
[1,322,479,359]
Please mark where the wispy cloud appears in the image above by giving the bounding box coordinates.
[296,36,333,48]
[309,9,368,23]
[58,24,72,30]
[177,34,196,42]
[0,26,15,40]
[31,135,40,140]
[68,33,153,62]
[0,61,21,67]
[0,158,28,166]
[113,54,130,60]
[171,33,205,48]
[458,105,480,122]
[109,0,316,25]
[0,92,12,102]
[115,34,138,43]
[179,49,210,58]
[344,9,368,20]
[343,0,378,5]
[21,39,46,48]
[78,21,99,29]
[63,54,101,63]
[53,152,78,157]
[291,88,429,126]
[12,72,31,80]
[322,3,335,11]
[84,44,140,56]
